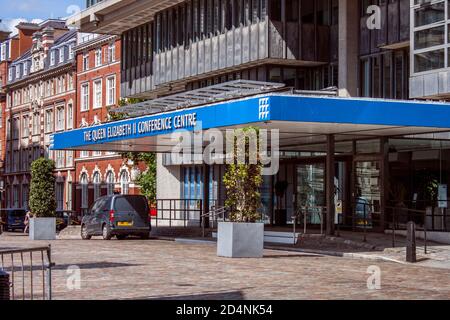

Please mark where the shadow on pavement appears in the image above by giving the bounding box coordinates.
[263,254,322,259]
[135,290,245,300]
[1,261,141,272]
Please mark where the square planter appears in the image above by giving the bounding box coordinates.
[29,218,56,241]
[217,222,264,258]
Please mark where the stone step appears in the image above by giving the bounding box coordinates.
[212,231,301,245]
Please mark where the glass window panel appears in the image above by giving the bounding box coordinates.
[356,139,381,154]
[286,0,299,22]
[415,25,445,50]
[414,49,445,72]
[414,2,445,27]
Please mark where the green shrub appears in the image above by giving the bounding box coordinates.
[29,158,57,217]
[223,127,263,223]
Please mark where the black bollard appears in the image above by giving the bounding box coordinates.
[0,270,10,300]
[406,221,417,263]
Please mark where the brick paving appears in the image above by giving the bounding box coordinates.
[1,232,450,300]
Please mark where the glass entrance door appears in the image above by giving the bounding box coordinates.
[296,163,325,225]
[354,161,382,229]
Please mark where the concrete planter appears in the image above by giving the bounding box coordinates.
[217,222,264,258]
[29,218,56,240]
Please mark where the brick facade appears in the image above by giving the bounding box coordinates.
[2,20,77,213]
[73,35,143,219]
[1,23,146,217]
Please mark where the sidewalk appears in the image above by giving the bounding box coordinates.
[56,225,450,269]
[266,231,450,270]
[175,230,450,270]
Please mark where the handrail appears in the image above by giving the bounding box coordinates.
[385,205,429,253]
[155,199,203,228]
[0,245,53,300]
[0,247,51,255]
[201,206,228,238]
[295,206,325,235]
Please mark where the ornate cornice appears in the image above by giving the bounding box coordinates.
[5,62,76,90]
[74,35,118,53]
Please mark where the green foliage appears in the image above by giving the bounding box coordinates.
[118,98,146,107]
[29,158,57,217]
[107,98,157,203]
[135,153,157,203]
[223,127,263,223]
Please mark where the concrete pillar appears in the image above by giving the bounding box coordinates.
[156,153,181,200]
[326,134,335,236]
[380,137,390,233]
[203,164,210,228]
[338,0,359,97]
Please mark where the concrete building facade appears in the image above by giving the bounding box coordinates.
[51,0,450,237]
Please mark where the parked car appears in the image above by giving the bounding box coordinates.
[81,195,151,240]
[0,209,27,232]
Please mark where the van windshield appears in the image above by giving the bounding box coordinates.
[11,211,26,217]
[114,196,148,213]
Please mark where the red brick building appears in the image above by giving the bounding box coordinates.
[3,20,77,212]
[74,34,142,217]
[0,29,13,209]
[1,23,46,210]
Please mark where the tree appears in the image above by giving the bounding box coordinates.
[107,99,157,204]
[223,127,263,223]
[29,158,57,217]
[135,153,157,204]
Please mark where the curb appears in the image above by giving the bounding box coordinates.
[264,245,409,265]
[175,238,216,245]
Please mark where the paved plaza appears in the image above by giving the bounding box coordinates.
[1,232,450,300]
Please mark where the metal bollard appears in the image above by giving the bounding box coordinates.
[0,270,10,300]
[406,221,417,263]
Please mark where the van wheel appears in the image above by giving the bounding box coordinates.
[81,225,91,240]
[102,224,112,240]
[116,235,127,240]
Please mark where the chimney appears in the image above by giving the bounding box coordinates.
[16,22,40,56]
[0,31,10,42]
[42,27,55,54]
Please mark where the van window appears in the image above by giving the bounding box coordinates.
[91,198,106,213]
[11,211,25,217]
[103,198,112,211]
[114,196,148,213]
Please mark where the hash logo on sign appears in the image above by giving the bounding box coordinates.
[259,98,270,120]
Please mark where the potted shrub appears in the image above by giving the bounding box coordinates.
[219,127,264,258]
[29,158,57,240]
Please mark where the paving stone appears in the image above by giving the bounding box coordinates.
[1,232,450,300]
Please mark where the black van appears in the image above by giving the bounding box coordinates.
[81,195,151,240]
[0,209,26,232]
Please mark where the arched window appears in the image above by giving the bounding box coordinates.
[120,170,129,195]
[22,184,29,210]
[80,173,89,210]
[56,181,64,211]
[106,171,115,196]
[93,172,101,200]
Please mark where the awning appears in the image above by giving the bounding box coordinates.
[66,0,186,35]
[50,94,450,153]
